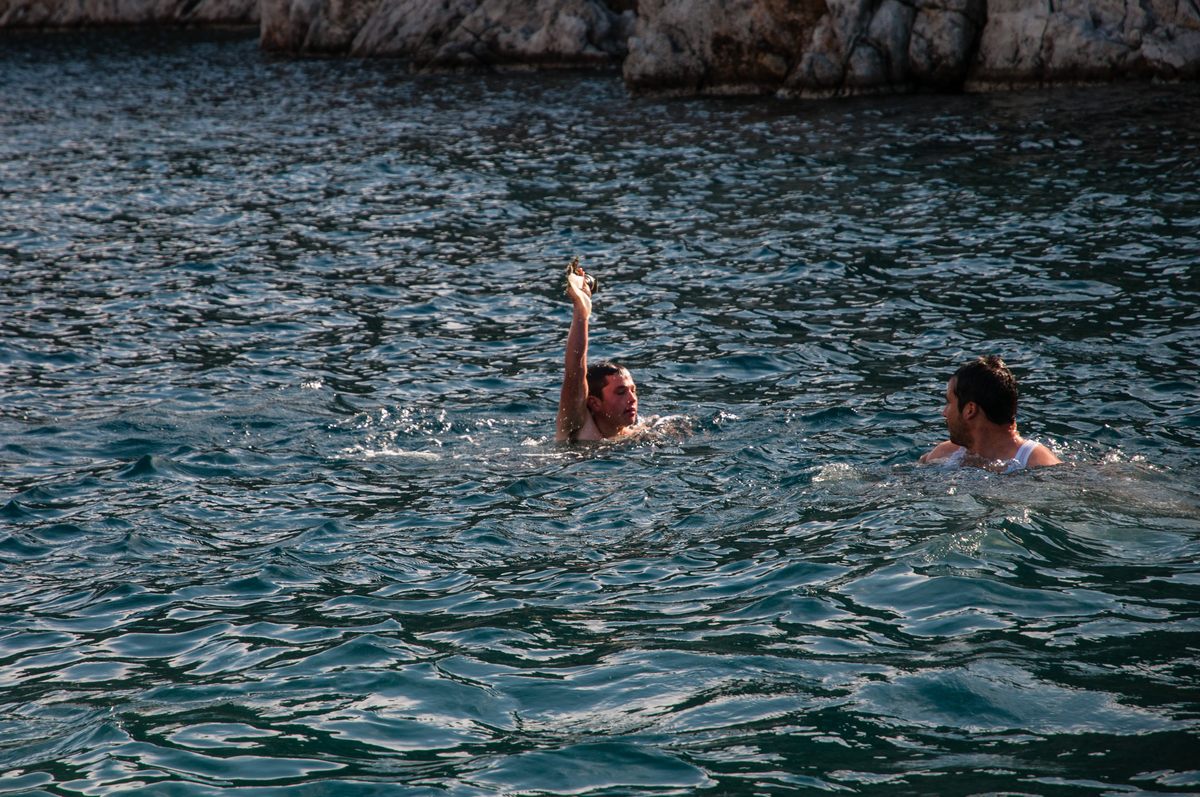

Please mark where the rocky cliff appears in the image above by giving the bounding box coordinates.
[258,0,1200,91]
[968,0,1200,88]
[0,0,256,27]
[259,0,635,67]
[4,0,1199,94]
[625,0,1200,95]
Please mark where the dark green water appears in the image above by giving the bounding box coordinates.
[2,29,1199,796]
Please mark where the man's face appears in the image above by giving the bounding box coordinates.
[593,370,638,429]
[943,377,970,447]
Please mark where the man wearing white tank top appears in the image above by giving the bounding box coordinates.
[920,355,1061,473]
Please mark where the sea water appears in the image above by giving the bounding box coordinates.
[2,29,1199,796]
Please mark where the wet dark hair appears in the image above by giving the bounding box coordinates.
[586,361,629,399]
[953,355,1018,425]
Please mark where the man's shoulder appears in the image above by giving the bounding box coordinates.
[561,415,648,443]
[1026,441,1062,467]
[920,440,962,464]
[562,415,603,443]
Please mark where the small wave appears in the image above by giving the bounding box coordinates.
[813,462,860,482]
[643,413,694,438]
[342,444,442,461]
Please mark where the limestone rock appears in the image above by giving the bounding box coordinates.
[261,0,634,67]
[0,0,256,26]
[778,0,984,96]
[628,0,1199,95]
[5,0,1198,93]
[910,0,986,86]
[969,0,1200,86]
[260,0,375,52]
[624,0,825,94]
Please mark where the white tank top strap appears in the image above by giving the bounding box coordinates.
[1012,438,1038,470]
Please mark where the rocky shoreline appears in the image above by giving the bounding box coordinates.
[0,0,258,28]
[4,0,1199,95]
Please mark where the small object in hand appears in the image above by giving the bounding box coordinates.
[566,256,598,295]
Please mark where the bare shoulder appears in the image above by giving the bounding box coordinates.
[920,440,962,464]
[558,414,602,443]
[1027,442,1062,468]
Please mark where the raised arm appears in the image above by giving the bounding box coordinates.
[556,260,594,442]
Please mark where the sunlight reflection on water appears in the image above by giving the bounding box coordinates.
[1,28,1199,797]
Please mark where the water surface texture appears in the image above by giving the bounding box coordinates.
[2,30,1200,796]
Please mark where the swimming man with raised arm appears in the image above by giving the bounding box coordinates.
[920,355,1061,472]
[556,259,641,442]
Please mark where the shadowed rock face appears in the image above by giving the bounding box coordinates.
[623,0,826,95]
[4,0,1196,91]
[780,0,987,96]
[628,0,1200,95]
[259,0,377,53]
[260,0,635,68]
[0,0,257,27]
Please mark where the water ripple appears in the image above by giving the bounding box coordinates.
[1,28,1198,797]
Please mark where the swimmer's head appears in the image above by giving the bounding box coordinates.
[586,361,638,430]
[952,355,1018,426]
[586,361,626,398]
